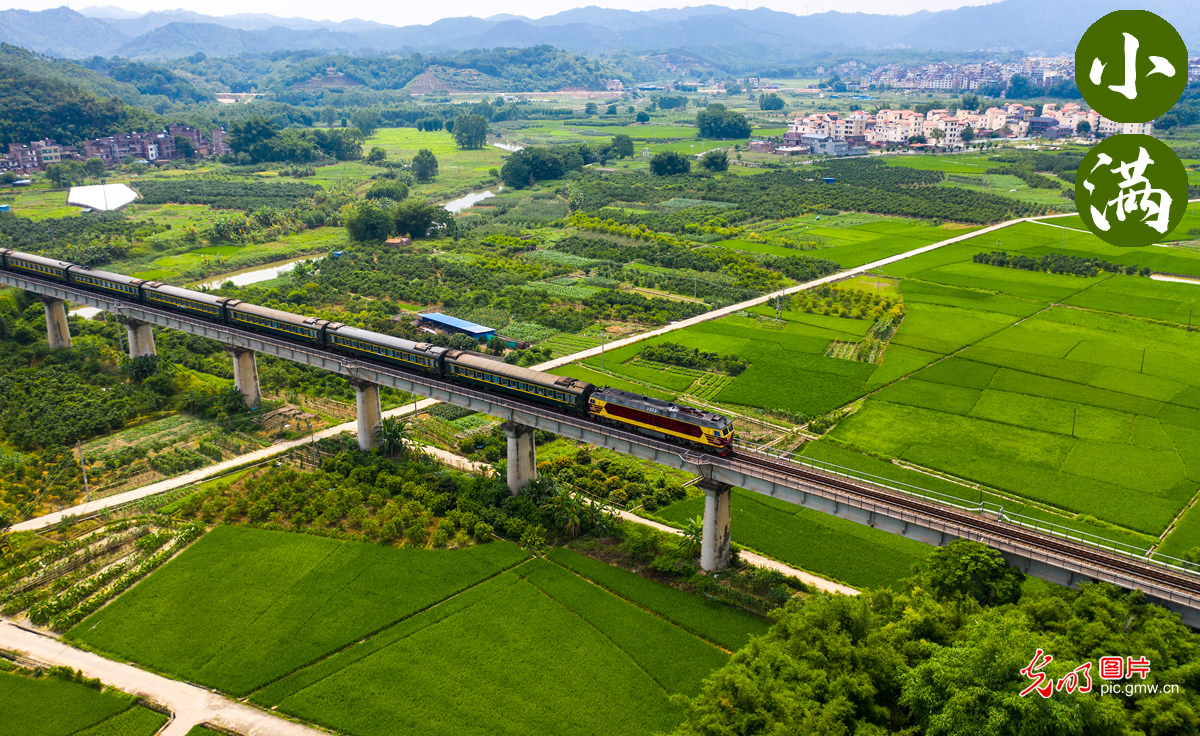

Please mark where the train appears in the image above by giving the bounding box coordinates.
[0,249,735,455]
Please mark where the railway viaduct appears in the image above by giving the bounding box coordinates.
[8,270,1200,628]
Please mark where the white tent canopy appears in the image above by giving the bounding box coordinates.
[67,183,139,212]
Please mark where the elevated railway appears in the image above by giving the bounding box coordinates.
[5,269,1200,627]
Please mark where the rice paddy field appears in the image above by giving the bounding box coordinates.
[800,222,1200,549]
[714,216,979,269]
[69,526,764,736]
[655,487,932,589]
[0,669,167,736]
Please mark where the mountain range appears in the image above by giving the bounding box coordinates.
[0,0,1196,61]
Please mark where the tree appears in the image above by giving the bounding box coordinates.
[696,103,752,139]
[350,108,381,137]
[635,111,650,123]
[345,200,394,241]
[1005,74,1036,99]
[44,161,82,189]
[412,148,438,182]
[611,134,634,159]
[927,539,1023,606]
[584,102,598,115]
[759,93,784,110]
[1076,120,1092,135]
[486,336,506,355]
[393,199,444,238]
[959,125,975,144]
[649,151,691,176]
[452,114,488,149]
[226,117,279,162]
[81,157,105,180]
[959,93,980,112]
[700,148,728,172]
[366,146,387,164]
[929,128,946,146]
[319,106,337,127]
[373,416,410,458]
[365,179,408,201]
[606,104,617,115]
[444,118,454,134]
[908,134,927,144]
[173,135,196,160]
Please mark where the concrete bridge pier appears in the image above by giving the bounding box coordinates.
[503,420,537,495]
[40,298,72,348]
[699,478,732,573]
[226,347,261,410]
[351,379,382,452]
[122,318,156,358]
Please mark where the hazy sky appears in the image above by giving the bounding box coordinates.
[5,0,1003,27]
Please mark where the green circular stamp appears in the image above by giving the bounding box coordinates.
[1075,10,1187,123]
[1076,134,1187,248]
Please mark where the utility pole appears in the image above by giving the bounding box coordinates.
[75,441,90,502]
[1071,408,1076,438]
[1140,348,1146,373]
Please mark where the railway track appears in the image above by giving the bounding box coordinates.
[729,449,1200,599]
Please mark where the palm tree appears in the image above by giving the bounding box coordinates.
[374,416,410,457]
[542,485,583,536]
[683,515,704,557]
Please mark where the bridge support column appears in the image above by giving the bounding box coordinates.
[503,421,537,495]
[352,379,382,452]
[700,479,732,573]
[226,347,260,410]
[122,319,156,358]
[40,298,71,348]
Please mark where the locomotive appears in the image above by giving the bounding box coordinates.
[0,248,734,455]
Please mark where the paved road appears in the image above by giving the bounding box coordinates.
[533,213,1071,372]
[0,621,327,736]
[12,398,442,533]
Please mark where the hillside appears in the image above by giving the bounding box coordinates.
[0,59,161,147]
[0,0,1196,61]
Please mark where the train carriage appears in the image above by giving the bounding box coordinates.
[2,251,72,282]
[66,266,145,299]
[444,350,593,412]
[325,324,444,374]
[226,302,327,344]
[589,387,733,454]
[142,282,237,321]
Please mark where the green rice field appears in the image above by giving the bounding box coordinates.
[69,526,765,736]
[0,670,166,736]
[654,487,932,589]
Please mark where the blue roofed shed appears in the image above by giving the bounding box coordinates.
[419,312,496,342]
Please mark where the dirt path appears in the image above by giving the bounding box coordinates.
[611,509,858,596]
[0,621,327,736]
[12,399,444,533]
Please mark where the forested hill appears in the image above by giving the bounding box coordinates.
[139,46,628,94]
[0,58,161,148]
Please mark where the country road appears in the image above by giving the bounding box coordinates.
[0,621,327,736]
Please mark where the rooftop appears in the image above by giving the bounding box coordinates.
[419,312,495,334]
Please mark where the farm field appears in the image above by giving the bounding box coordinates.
[68,526,530,696]
[881,153,995,174]
[362,128,506,199]
[714,216,978,269]
[654,487,932,589]
[0,669,166,736]
[822,253,1200,542]
[68,526,760,736]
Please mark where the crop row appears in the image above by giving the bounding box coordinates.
[543,547,770,650]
